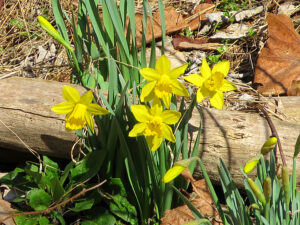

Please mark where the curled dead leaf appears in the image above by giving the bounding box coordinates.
[254,13,300,96]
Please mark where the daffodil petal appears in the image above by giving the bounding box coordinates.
[139,68,160,81]
[155,55,171,74]
[162,124,176,142]
[131,105,152,122]
[212,60,230,77]
[184,74,205,87]
[65,106,86,131]
[62,85,80,102]
[170,79,189,97]
[149,100,163,115]
[80,90,94,104]
[85,112,94,133]
[51,101,75,114]
[220,79,236,92]
[160,110,181,125]
[162,92,172,109]
[87,104,109,115]
[169,63,188,79]
[200,58,211,79]
[196,88,207,103]
[146,136,163,151]
[129,123,147,137]
[140,81,156,102]
[162,165,186,183]
[210,91,224,109]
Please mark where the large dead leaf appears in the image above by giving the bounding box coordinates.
[0,199,16,225]
[161,179,222,225]
[254,13,300,95]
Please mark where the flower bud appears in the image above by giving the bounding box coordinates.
[162,157,198,183]
[37,16,73,52]
[247,178,266,206]
[243,154,261,174]
[263,176,272,204]
[261,137,277,155]
[294,134,300,159]
[282,166,290,204]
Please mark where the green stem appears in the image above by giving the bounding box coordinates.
[264,203,270,222]
[292,158,297,199]
[197,159,228,224]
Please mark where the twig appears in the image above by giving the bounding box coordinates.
[0,180,106,223]
[257,104,287,166]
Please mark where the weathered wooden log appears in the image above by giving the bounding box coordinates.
[0,77,299,187]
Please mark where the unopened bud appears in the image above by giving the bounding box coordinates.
[263,176,272,204]
[282,166,290,204]
[244,154,261,174]
[247,178,266,206]
[261,137,277,155]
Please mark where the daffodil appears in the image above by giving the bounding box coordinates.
[52,85,109,132]
[139,55,189,108]
[129,101,181,151]
[184,58,236,109]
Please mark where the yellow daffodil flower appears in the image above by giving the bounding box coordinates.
[184,58,236,109]
[129,101,181,151]
[139,55,189,108]
[52,85,109,133]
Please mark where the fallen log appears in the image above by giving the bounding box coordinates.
[0,77,299,187]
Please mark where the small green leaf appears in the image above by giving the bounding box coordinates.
[15,215,39,225]
[43,156,59,179]
[50,177,65,202]
[70,150,104,183]
[81,71,96,89]
[71,198,94,212]
[81,206,116,225]
[38,216,50,225]
[28,189,51,211]
[109,195,138,224]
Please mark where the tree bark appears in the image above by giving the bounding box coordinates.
[0,77,299,187]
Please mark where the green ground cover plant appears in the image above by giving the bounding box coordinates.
[0,0,299,224]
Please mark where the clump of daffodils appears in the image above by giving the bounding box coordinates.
[184,58,236,109]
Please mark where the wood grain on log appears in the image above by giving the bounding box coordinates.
[0,77,299,187]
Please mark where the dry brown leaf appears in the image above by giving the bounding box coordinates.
[254,13,300,96]
[161,179,222,225]
[0,199,16,225]
[135,4,215,48]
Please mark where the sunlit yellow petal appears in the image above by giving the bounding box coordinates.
[139,68,160,81]
[62,85,80,102]
[85,112,94,133]
[244,154,262,174]
[160,110,181,125]
[129,123,147,137]
[87,104,109,115]
[169,63,188,79]
[196,88,207,103]
[131,105,152,122]
[149,100,163,115]
[212,60,230,77]
[155,55,171,74]
[80,90,94,104]
[210,91,224,109]
[220,79,236,92]
[140,81,156,102]
[146,135,163,151]
[184,74,205,87]
[51,102,74,114]
[162,165,186,183]
[162,92,172,109]
[65,104,87,131]
[170,79,189,97]
[162,124,176,142]
[200,58,211,78]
